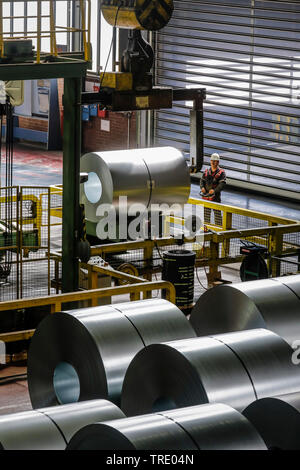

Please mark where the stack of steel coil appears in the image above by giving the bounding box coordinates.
[66,404,267,450]
[27,299,196,408]
[189,275,300,345]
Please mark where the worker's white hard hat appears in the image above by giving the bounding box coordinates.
[210,153,220,161]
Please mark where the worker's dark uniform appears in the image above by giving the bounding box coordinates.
[200,167,226,225]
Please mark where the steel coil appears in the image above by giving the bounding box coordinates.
[160,404,267,450]
[276,274,300,300]
[67,404,266,450]
[67,413,197,450]
[189,275,300,345]
[213,329,300,399]
[121,329,300,416]
[80,147,190,227]
[243,392,300,450]
[28,299,195,409]
[121,336,256,415]
[0,399,124,450]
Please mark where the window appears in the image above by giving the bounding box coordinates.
[155,0,300,195]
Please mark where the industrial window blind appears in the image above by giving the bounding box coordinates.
[154,0,300,195]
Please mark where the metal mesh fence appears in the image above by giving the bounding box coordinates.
[20,187,50,299]
[231,214,269,230]
[277,255,300,276]
[0,186,61,301]
[0,186,19,302]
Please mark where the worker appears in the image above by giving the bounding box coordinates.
[200,153,226,225]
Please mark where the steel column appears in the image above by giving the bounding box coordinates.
[62,77,82,292]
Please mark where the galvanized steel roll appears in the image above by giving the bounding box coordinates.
[160,404,267,450]
[121,329,300,416]
[189,275,300,345]
[67,413,198,450]
[80,147,190,225]
[0,399,124,450]
[67,404,267,450]
[39,399,125,445]
[28,299,195,409]
[212,329,300,400]
[243,392,300,450]
[121,336,256,416]
[275,274,300,300]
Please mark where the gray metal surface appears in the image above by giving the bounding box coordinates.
[0,410,65,450]
[142,149,190,206]
[274,274,300,300]
[80,147,190,224]
[0,400,125,450]
[114,298,196,345]
[40,399,125,444]
[67,414,198,450]
[190,277,300,345]
[121,336,256,416]
[243,393,300,450]
[160,404,267,450]
[213,329,300,399]
[28,300,195,409]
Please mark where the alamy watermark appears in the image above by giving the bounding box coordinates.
[95,196,204,245]
[292,340,300,365]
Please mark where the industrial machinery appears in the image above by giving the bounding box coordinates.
[98,0,174,94]
[79,0,206,286]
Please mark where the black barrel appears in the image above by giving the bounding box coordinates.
[162,250,196,314]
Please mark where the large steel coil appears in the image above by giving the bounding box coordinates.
[243,392,300,450]
[27,299,195,409]
[0,399,124,450]
[66,404,266,450]
[189,275,300,345]
[213,329,300,399]
[121,329,300,416]
[121,336,256,415]
[80,147,190,227]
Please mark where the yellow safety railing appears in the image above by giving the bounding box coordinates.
[0,280,176,344]
[0,0,91,63]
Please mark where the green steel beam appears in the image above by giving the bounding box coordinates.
[0,61,87,81]
[62,77,82,293]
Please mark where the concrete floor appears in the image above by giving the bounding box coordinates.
[0,366,31,415]
[0,142,299,417]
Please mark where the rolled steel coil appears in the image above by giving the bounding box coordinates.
[121,329,300,416]
[189,275,300,346]
[0,399,124,450]
[213,329,300,400]
[27,299,195,409]
[80,147,190,225]
[243,392,300,450]
[66,404,266,450]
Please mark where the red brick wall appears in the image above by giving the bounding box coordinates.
[82,111,137,153]
[82,78,137,152]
